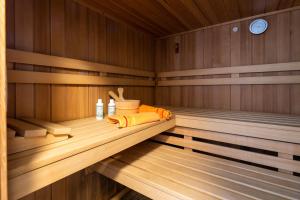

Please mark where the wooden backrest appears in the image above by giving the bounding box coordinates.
[156,62,300,86]
[153,126,300,176]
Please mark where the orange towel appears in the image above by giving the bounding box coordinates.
[107,112,160,128]
[139,105,172,120]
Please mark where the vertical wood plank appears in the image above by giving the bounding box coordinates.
[290,9,300,115]
[15,0,34,118]
[203,27,213,108]
[263,15,277,113]
[170,36,181,107]
[192,30,204,108]
[276,12,291,114]
[51,0,66,122]
[51,179,66,200]
[251,23,264,112]
[0,0,7,198]
[230,22,241,110]
[34,0,51,121]
[239,20,253,111]
[6,0,15,118]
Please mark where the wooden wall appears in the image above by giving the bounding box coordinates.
[155,8,300,115]
[6,0,154,199]
[6,0,155,121]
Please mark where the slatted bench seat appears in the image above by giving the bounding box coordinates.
[95,108,300,200]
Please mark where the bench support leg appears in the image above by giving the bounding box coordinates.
[184,136,193,152]
[278,153,293,174]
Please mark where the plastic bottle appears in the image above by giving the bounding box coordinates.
[96,99,103,120]
[108,99,116,116]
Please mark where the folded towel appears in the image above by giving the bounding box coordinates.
[107,112,160,128]
[139,105,172,120]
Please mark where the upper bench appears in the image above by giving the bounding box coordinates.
[8,117,175,200]
[167,107,300,144]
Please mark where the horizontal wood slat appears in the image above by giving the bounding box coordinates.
[132,142,300,184]
[167,127,300,156]
[8,134,69,155]
[7,49,155,77]
[158,75,300,86]
[97,157,212,200]
[7,118,47,138]
[7,70,155,86]
[20,118,71,136]
[175,115,300,144]
[152,135,300,173]
[96,142,300,200]
[157,62,300,78]
[116,147,300,199]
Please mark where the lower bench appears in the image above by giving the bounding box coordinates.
[95,108,300,200]
[95,142,300,200]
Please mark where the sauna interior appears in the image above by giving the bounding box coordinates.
[1,0,300,199]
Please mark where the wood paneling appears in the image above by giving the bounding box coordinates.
[76,0,300,36]
[0,0,7,199]
[7,49,155,77]
[155,8,300,115]
[7,0,155,199]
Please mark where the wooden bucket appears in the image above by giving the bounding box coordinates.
[115,100,140,115]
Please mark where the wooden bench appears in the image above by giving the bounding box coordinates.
[8,117,175,200]
[95,108,300,200]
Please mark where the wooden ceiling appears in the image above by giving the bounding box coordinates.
[76,0,300,36]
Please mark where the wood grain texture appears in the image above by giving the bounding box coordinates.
[7,49,154,77]
[7,128,16,138]
[96,142,300,200]
[157,62,300,78]
[155,8,300,114]
[0,0,7,198]
[75,0,300,36]
[7,0,155,199]
[9,118,175,199]
[7,70,155,86]
[8,134,69,155]
[20,118,71,136]
[7,118,47,137]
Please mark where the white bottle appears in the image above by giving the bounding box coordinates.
[108,99,116,116]
[96,99,103,120]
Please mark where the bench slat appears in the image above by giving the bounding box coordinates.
[128,142,300,191]
[124,143,300,193]
[144,142,300,184]
[101,157,254,200]
[97,158,217,200]
[97,142,300,200]
[175,116,300,144]
[115,149,300,200]
[169,108,300,124]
